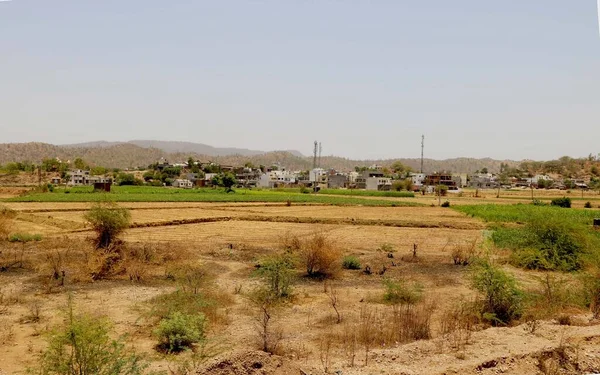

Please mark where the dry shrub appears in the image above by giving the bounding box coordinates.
[291,233,341,278]
[0,205,16,240]
[440,298,480,352]
[527,274,585,320]
[0,317,14,345]
[0,243,26,271]
[355,302,434,365]
[451,238,479,266]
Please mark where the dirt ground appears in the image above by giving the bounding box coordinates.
[1,194,600,374]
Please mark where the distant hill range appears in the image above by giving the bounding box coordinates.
[0,141,519,173]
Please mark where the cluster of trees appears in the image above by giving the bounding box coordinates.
[143,166,185,186]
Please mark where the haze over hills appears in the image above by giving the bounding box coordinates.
[0,141,520,173]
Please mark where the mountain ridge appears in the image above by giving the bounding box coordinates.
[1,141,520,173]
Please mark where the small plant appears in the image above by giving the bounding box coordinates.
[441,200,450,207]
[377,243,395,253]
[382,278,423,305]
[584,201,593,208]
[550,197,571,208]
[154,311,206,353]
[532,199,547,206]
[342,255,361,270]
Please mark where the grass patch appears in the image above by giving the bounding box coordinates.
[318,189,415,198]
[6,186,422,207]
[8,233,42,243]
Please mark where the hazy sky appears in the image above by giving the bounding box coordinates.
[1,1,599,160]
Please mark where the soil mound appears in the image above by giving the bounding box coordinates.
[195,350,301,375]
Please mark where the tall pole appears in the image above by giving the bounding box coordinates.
[313,141,318,170]
[420,135,424,174]
[318,142,322,169]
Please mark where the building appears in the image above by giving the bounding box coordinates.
[424,173,457,188]
[468,173,497,189]
[327,174,347,189]
[356,170,385,189]
[258,170,298,188]
[409,173,426,189]
[366,177,392,191]
[69,170,112,186]
[309,168,328,185]
[172,179,193,189]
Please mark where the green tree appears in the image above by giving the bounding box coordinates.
[73,158,88,170]
[221,173,237,192]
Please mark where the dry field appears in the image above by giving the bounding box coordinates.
[1,197,600,375]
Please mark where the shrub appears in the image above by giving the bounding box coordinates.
[255,254,296,298]
[382,278,423,305]
[299,233,341,278]
[35,300,147,374]
[471,260,524,325]
[551,197,571,208]
[584,201,593,209]
[299,186,310,194]
[441,201,450,207]
[532,199,547,206]
[84,202,131,248]
[342,256,361,270]
[154,311,206,353]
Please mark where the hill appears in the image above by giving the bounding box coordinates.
[0,142,519,173]
[64,140,305,158]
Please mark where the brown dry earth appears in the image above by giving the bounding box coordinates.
[1,198,600,374]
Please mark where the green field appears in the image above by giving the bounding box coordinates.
[318,188,414,198]
[454,203,600,225]
[5,186,421,207]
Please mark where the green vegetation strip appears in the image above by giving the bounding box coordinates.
[454,204,600,272]
[6,186,422,207]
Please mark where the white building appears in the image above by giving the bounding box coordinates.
[172,179,193,189]
[258,170,298,188]
[410,173,426,187]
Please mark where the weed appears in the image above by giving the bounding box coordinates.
[551,197,571,208]
[255,253,296,299]
[342,255,361,270]
[382,278,423,305]
[584,201,593,208]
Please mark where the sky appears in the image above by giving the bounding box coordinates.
[1,0,599,161]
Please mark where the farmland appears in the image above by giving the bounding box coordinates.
[2,189,600,375]
[6,186,421,206]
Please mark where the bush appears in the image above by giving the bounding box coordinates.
[299,186,310,194]
[551,197,571,208]
[383,278,423,305]
[342,255,361,270]
[84,202,131,248]
[441,201,450,207]
[155,311,206,353]
[35,300,147,374]
[584,201,593,208]
[299,233,341,278]
[471,260,524,325]
[255,254,296,298]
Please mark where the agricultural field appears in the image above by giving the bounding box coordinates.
[1,188,600,374]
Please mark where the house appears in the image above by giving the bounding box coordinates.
[235,167,261,187]
[51,177,61,184]
[409,173,426,189]
[424,173,457,188]
[327,174,347,189]
[69,169,91,186]
[366,177,392,191]
[356,170,385,189]
[469,173,498,189]
[172,179,193,189]
[258,170,298,188]
[309,168,328,186]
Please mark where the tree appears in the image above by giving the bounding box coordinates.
[84,202,131,249]
[221,173,237,192]
[73,158,88,170]
[480,167,488,174]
